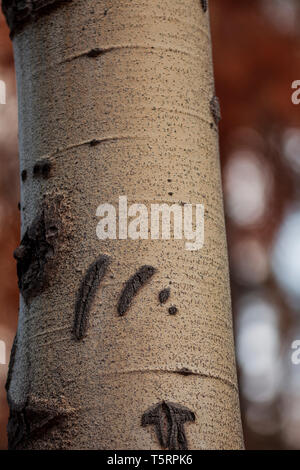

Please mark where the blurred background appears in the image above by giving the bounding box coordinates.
[0,0,300,450]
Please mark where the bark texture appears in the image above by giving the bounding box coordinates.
[3,0,244,449]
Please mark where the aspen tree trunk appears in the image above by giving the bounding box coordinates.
[2,0,244,450]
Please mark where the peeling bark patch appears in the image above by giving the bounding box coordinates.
[21,169,27,182]
[210,95,221,125]
[168,305,178,315]
[33,159,52,179]
[117,265,156,316]
[2,0,72,37]
[74,255,110,340]
[201,0,208,13]
[141,401,195,450]
[13,205,60,303]
[159,288,170,304]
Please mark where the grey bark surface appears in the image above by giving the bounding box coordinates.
[3,0,244,449]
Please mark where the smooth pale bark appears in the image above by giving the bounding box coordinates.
[3,0,244,449]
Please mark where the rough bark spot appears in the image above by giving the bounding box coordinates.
[210,95,221,126]
[13,198,62,303]
[168,305,178,315]
[201,0,208,13]
[2,0,72,37]
[117,265,156,316]
[159,288,170,304]
[33,159,52,179]
[74,255,110,340]
[141,401,195,450]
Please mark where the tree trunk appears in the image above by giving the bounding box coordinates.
[2,0,244,450]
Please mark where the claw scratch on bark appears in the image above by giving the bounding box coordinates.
[117,265,156,316]
[74,255,110,340]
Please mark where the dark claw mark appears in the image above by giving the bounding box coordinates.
[117,265,156,316]
[141,400,195,450]
[74,255,110,340]
[159,288,170,304]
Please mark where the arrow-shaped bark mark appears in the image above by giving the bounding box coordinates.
[117,265,156,316]
[74,255,110,340]
[142,400,195,450]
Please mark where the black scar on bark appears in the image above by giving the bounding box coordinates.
[117,265,156,316]
[13,206,60,303]
[90,139,101,147]
[141,401,195,451]
[168,305,178,315]
[33,159,52,179]
[86,48,103,58]
[21,169,27,182]
[7,399,69,449]
[5,333,18,397]
[177,368,194,376]
[73,255,110,340]
[2,0,73,37]
[210,95,221,126]
[5,335,69,449]
[159,288,170,304]
[201,0,208,13]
